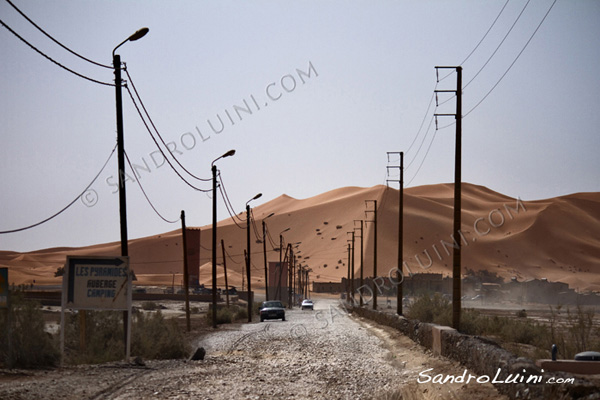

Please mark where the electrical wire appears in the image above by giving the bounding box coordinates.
[4,0,112,69]
[217,173,245,223]
[0,19,114,87]
[463,0,531,90]
[406,113,436,171]
[124,67,211,182]
[124,85,211,193]
[405,82,438,156]
[464,0,557,118]
[0,143,117,234]
[438,0,512,82]
[406,128,439,187]
[217,183,245,229]
[124,151,179,224]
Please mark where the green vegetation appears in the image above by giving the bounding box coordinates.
[206,304,249,324]
[406,293,600,360]
[0,288,60,368]
[0,287,190,368]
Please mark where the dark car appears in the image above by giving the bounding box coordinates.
[259,300,286,322]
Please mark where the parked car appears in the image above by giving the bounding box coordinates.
[259,300,286,322]
[301,299,314,310]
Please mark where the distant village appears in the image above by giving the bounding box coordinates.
[314,271,600,306]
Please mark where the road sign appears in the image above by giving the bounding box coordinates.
[63,256,130,310]
[0,268,8,308]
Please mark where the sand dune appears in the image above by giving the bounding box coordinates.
[1,183,599,292]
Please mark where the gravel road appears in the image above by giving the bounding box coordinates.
[0,298,505,399]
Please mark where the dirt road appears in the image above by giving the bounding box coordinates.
[0,298,505,399]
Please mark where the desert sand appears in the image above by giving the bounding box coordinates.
[1,183,599,292]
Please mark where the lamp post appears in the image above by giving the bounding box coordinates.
[113,27,148,361]
[262,212,275,300]
[246,193,263,322]
[211,149,236,328]
[113,27,149,257]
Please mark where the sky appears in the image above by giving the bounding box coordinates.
[1,0,599,252]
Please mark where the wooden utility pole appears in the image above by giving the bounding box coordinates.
[365,200,378,310]
[181,210,191,332]
[221,239,230,307]
[386,152,404,315]
[346,243,351,301]
[435,66,462,331]
[351,231,355,304]
[355,220,364,307]
[263,220,269,301]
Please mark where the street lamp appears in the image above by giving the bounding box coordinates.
[211,149,236,328]
[262,212,275,300]
[246,193,262,322]
[113,27,149,257]
[113,27,149,361]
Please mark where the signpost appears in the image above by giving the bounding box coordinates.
[60,256,131,363]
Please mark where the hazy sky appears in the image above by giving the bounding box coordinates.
[1,0,599,252]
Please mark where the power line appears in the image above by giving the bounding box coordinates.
[217,173,245,223]
[405,82,438,156]
[4,0,112,69]
[217,179,245,230]
[407,128,439,187]
[0,143,117,234]
[124,67,211,182]
[124,85,211,192]
[406,112,436,171]
[0,19,114,87]
[463,0,531,90]
[124,151,179,224]
[438,0,511,82]
[464,0,557,117]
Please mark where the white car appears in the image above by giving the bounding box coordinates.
[301,299,314,310]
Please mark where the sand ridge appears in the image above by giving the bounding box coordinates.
[1,183,599,292]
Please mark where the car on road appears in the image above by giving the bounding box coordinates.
[259,300,286,322]
[301,299,314,310]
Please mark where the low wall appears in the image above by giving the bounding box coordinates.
[351,306,599,400]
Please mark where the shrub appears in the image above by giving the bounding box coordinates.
[64,309,189,364]
[0,289,60,368]
[406,293,451,325]
[131,311,188,359]
[141,301,160,311]
[64,310,125,365]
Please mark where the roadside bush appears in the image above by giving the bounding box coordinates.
[64,311,124,365]
[65,309,189,364]
[406,293,451,325]
[141,301,160,311]
[0,288,60,368]
[206,306,233,324]
[131,311,188,359]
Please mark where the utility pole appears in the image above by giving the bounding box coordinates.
[262,214,275,301]
[354,220,364,306]
[348,231,355,304]
[288,246,294,308]
[434,66,462,331]
[346,243,351,302]
[211,149,236,328]
[181,210,191,332]
[221,239,229,307]
[365,200,378,310]
[386,151,404,315]
[242,250,246,292]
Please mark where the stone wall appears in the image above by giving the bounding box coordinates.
[351,306,599,399]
